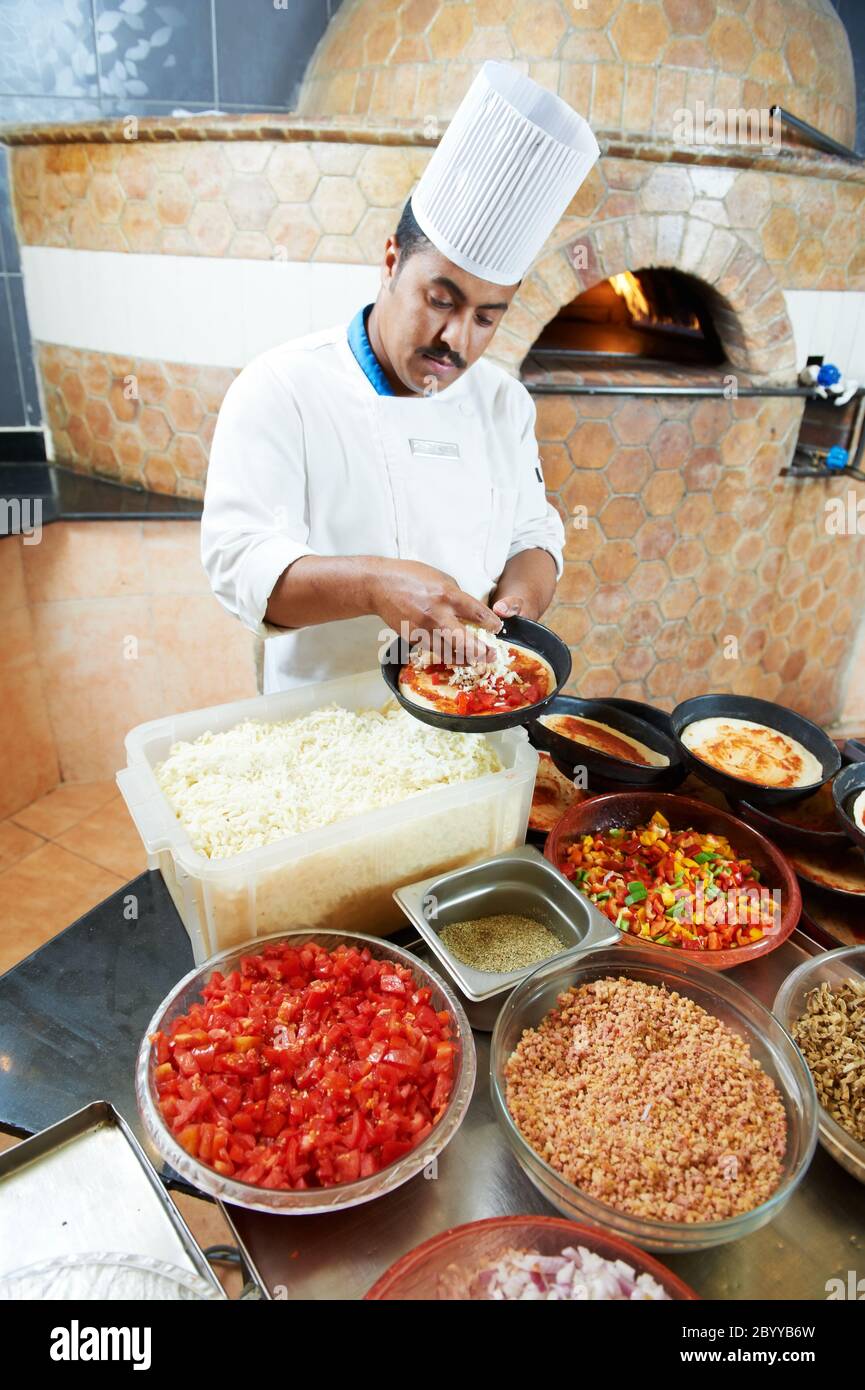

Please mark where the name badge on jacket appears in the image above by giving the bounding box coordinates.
[409,438,461,459]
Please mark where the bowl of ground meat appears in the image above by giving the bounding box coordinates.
[491,947,818,1252]
[774,945,865,1185]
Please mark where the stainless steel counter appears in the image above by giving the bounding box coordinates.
[223,929,865,1300]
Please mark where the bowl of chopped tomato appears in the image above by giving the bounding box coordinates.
[545,792,801,969]
[136,931,476,1212]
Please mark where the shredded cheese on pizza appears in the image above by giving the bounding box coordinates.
[410,626,519,694]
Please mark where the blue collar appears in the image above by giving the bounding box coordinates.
[347,303,395,396]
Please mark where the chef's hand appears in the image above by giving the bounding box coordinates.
[367,558,502,664]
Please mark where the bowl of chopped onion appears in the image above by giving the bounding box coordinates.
[544,791,801,969]
[364,1215,698,1300]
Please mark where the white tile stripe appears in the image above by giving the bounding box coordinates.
[20,248,865,385]
[20,247,381,368]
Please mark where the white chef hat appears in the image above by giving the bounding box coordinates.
[411,61,600,287]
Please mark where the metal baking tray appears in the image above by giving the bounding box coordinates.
[393,844,618,1004]
[0,1100,223,1295]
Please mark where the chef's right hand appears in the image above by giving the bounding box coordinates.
[366,559,501,664]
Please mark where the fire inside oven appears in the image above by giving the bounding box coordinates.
[531,268,725,369]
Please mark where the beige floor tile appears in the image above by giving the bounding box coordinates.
[0,819,45,871]
[56,794,146,882]
[0,841,124,975]
[11,781,118,839]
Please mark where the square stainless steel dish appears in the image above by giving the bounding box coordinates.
[393,845,619,1003]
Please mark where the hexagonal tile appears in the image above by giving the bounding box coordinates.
[509,0,566,57]
[593,540,638,585]
[556,562,596,603]
[139,407,171,452]
[535,396,577,441]
[267,145,320,203]
[599,496,645,539]
[605,447,649,495]
[636,517,677,563]
[117,151,154,201]
[165,387,204,434]
[627,559,668,601]
[720,419,760,469]
[615,645,655,682]
[81,355,110,397]
[558,473,606,529]
[266,204,320,260]
[116,427,144,477]
[548,604,590,647]
[229,231,272,259]
[91,440,119,477]
[226,143,272,175]
[364,13,398,63]
[611,1,669,62]
[84,397,113,441]
[67,414,93,462]
[689,400,729,447]
[583,624,624,666]
[703,514,740,557]
[588,585,630,625]
[144,453,178,495]
[107,378,138,423]
[613,399,661,447]
[184,146,229,201]
[120,200,161,253]
[649,420,691,470]
[358,147,417,211]
[428,3,473,58]
[569,419,616,469]
[155,173,194,227]
[660,579,698,620]
[580,665,619,698]
[621,602,662,645]
[188,203,234,257]
[642,470,684,517]
[59,370,86,415]
[663,0,713,35]
[226,175,278,232]
[667,537,705,579]
[168,433,209,481]
[564,517,603,563]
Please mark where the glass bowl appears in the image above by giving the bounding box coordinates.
[774,945,865,1185]
[365,1215,698,1300]
[491,946,817,1253]
[544,791,801,970]
[136,930,476,1214]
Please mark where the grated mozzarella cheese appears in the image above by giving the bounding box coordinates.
[410,626,518,694]
[155,702,502,860]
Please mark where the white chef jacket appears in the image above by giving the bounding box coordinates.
[202,314,565,693]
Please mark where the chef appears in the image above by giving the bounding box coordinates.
[202,61,599,692]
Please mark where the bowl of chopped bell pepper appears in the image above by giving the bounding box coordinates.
[545,792,801,969]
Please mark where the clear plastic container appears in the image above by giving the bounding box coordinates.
[774,945,865,1185]
[136,930,476,1214]
[118,669,537,963]
[491,946,818,1253]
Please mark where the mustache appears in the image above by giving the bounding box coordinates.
[419,347,466,371]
